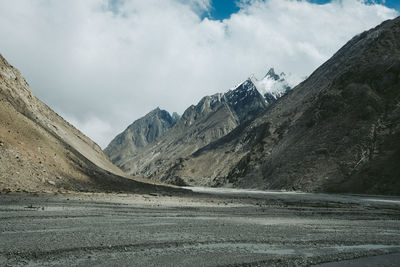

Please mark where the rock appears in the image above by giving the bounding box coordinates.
[104,108,179,164]
[2,188,11,194]
[47,180,55,186]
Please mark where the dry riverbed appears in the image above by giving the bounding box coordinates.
[1,187,400,266]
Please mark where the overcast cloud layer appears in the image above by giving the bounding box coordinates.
[0,0,397,148]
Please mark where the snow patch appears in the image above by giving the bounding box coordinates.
[253,68,303,102]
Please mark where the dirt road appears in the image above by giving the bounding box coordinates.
[1,188,400,266]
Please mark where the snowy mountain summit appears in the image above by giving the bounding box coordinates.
[255,68,293,104]
[231,67,297,105]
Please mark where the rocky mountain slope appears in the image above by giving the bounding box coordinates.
[104,107,179,166]
[161,17,400,195]
[0,54,177,193]
[106,76,273,182]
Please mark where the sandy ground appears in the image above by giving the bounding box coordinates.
[1,187,400,266]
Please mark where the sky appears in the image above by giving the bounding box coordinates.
[0,0,398,148]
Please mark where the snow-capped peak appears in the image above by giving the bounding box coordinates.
[264,68,280,81]
[230,75,258,92]
[255,68,302,104]
[228,68,302,105]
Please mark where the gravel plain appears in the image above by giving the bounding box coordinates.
[1,187,400,266]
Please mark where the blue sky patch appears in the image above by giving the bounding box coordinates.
[204,0,400,21]
[207,0,240,20]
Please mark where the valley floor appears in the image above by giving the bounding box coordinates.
[1,188,400,266]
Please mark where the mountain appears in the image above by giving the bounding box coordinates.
[161,17,400,195]
[256,68,292,104]
[105,107,179,165]
[106,76,270,183]
[0,54,178,193]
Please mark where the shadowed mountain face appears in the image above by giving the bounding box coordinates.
[160,17,400,195]
[0,55,177,193]
[105,77,269,183]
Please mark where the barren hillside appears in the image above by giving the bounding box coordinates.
[0,54,178,193]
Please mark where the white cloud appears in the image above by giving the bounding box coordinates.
[64,114,114,148]
[0,0,397,148]
[183,0,212,14]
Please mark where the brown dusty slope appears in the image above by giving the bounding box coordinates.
[0,54,179,193]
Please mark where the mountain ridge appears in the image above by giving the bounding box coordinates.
[158,17,400,195]
[105,107,179,165]
[105,73,278,180]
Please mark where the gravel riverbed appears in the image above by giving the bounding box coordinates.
[1,188,400,266]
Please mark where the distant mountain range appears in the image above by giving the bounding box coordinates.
[106,17,400,195]
[104,68,292,184]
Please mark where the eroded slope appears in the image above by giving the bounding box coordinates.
[0,54,175,193]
